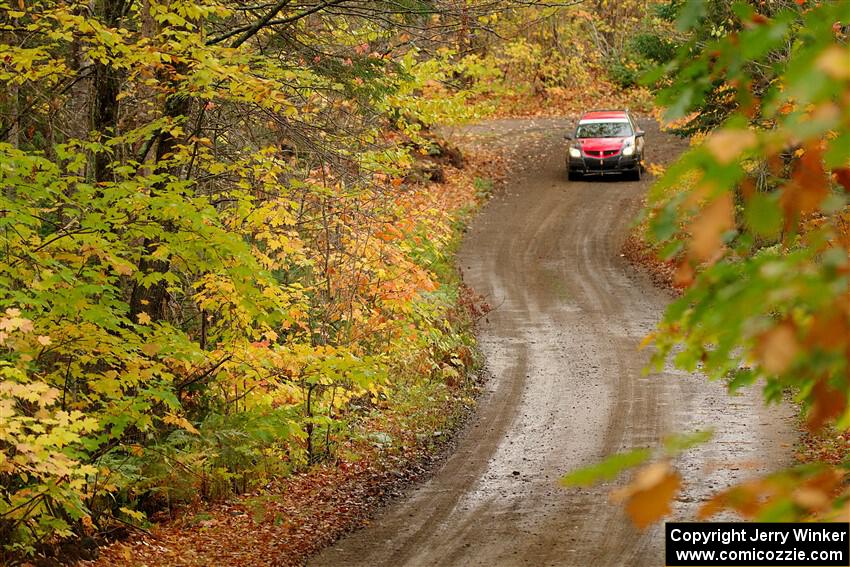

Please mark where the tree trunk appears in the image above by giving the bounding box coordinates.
[128,88,190,323]
[91,0,127,183]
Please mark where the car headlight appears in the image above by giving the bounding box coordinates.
[622,145,635,156]
[569,147,581,158]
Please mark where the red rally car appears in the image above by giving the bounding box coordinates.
[565,110,645,181]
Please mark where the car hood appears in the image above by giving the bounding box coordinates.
[577,137,626,152]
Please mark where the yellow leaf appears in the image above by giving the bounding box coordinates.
[112,258,135,276]
[638,332,655,350]
[136,312,152,325]
[81,515,94,534]
[163,413,199,435]
[815,45,850,79]
[141,342,160,356]
[37,335,51,346]
[19,318,34,333]
[38,387,59,408]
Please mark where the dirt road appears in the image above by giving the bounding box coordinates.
[310,119,795,566]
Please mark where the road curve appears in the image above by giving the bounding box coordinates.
[310,118,795,567]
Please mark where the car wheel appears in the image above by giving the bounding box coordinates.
[630,162,642,182]
[568,170,580,181]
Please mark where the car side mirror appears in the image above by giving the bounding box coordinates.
[635,130,645,138]
[564,134,573,141]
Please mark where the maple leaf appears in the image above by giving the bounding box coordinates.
[611,462,681,529]
[780,143,829,221]
[689,193,734,262]
[755,321,799,374]
[807,379,845,432]
[163,413,200,435]
[816,46,850,79]
[704,129,757,164]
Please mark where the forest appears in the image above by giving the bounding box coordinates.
[0,0,849,565]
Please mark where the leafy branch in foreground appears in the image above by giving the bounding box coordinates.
[561,431,712,527]
[635,0,848,526]
[650,0,849,434]
[564,0,850,529]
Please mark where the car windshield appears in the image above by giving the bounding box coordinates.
[576,122,632,138]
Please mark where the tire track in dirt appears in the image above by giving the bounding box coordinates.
[309,118,796,567]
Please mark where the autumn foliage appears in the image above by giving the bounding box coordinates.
[642,0,850,524]
[8,0,849,559]
[0,0,500,558]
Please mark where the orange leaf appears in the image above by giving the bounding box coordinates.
[792,487,830,511]
[755,321,799,374]
[705,129,757,164]
[690,193,734,262]
[611,462,681,529]
[781,143,828,222]
[805,307,849,351]
[832,168,850,192]
[673,260,695,288]
[698,493,726,520]
[807,379,846,432]
[699,480,771,519]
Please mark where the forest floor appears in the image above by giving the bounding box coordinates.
[312,117,797,567]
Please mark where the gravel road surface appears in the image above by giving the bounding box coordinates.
[311,118,795,567]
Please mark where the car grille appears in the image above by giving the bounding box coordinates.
[583,149,620,158]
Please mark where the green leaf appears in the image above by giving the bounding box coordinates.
[744,193,782,238]
[663,430,713,456]
[727,368,756,394]
[676,0,707,31]
[560,448,651,487]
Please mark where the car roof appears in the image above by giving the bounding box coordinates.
[581,110,629,119]
[579,110,630,122]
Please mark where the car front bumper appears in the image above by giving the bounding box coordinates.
[567,153,639,174]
